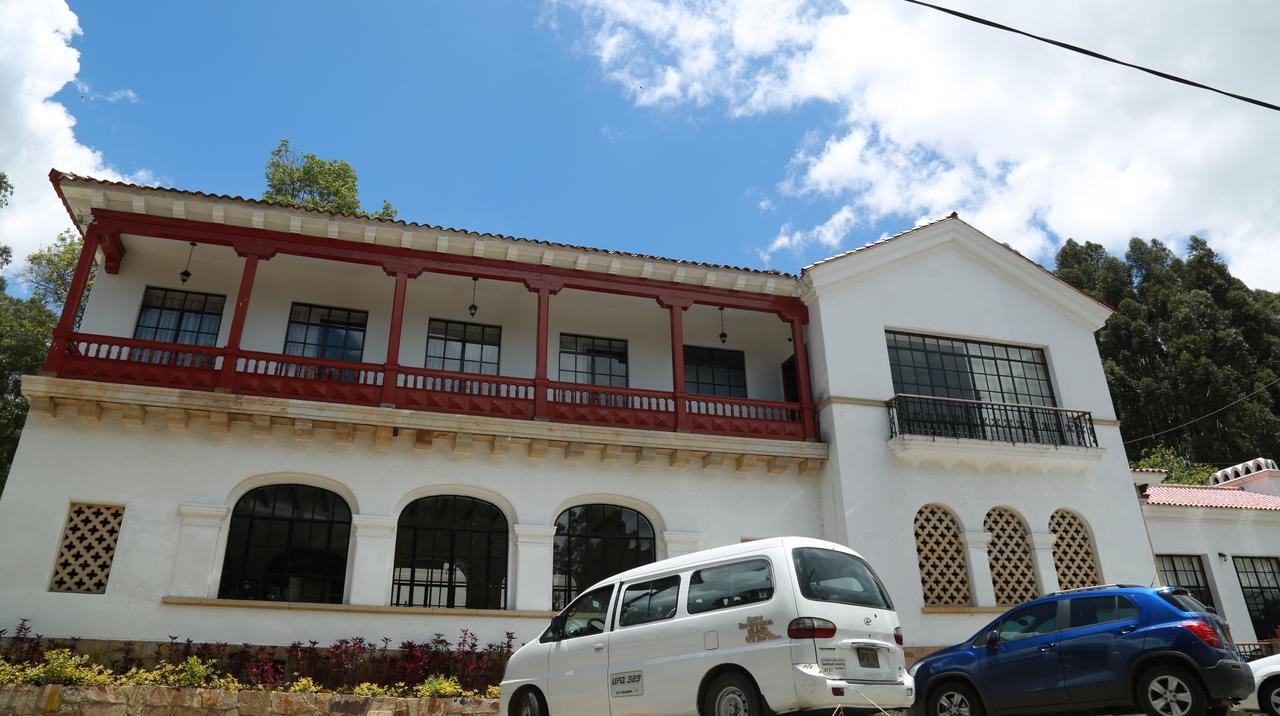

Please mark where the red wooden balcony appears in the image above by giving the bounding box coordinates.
[51,334,812,441]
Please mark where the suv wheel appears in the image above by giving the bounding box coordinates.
[928,682,985,716]
[1137,666,1207,716]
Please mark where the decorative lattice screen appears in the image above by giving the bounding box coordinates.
[984,507,1039,605]
[49,503,125,594]
[1049,509,1100,590]
[913,504,973,606]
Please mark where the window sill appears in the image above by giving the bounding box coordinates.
[161,596,556,619]
[921,606,1008,615]
[888,435,1104,473]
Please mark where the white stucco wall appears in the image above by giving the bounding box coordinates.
[0,414,822,647]
[1144,506,1280,641]
[807,227,1158,647]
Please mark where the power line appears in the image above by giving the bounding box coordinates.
[1122,375,1280,445]
[899,0,1280,114]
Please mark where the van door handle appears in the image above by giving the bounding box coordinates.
[593,643,605,652]
[1039,643,1057,652]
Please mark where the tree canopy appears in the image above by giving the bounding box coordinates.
[1055,236,1280,480]
[262,139,398,220]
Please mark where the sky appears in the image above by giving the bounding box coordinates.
[2,0,1279,290]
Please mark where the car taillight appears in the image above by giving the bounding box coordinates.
[788,617,837,639]
[1181,620,1224,649]
[894,627,904,646]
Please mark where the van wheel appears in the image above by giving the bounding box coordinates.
[511,687,547,716]
[703,672,761,716]
[1137,666,1207,716]
[927,681,985,716]
[1260,677,1280,716]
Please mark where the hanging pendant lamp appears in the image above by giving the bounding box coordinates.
[468,277,479,317]
[719,307,728,344]
[179,242,196,284]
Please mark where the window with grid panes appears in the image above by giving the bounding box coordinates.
[284,304,367,362]
[684,346,747,397]
[426,319,501,375]
[133,287,225,346]
[558,334,628,386]
[1156,555,1216,609]
[885,330,1057,406]
[552,504,655,610]
[1233,556,1280,639]
[392,496,507,610]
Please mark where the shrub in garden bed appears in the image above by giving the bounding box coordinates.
[0,619,511,698]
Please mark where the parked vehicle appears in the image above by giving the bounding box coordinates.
[499,536,914,716]
[1240,652,1280,715]
[908,585,1254,716]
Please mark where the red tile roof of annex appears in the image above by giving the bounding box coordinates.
[1143,483,1280,511]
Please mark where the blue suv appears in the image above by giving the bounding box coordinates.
[909,585,1254,716]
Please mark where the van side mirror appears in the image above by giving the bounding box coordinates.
[542,615,566,642]
[984,630,1000,649]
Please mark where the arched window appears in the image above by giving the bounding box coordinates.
[218,484,352,603]
[553,504,655,610]
[1049,509,1100,590]
[392,495,508,609]
[984,507,1038,605]
[913,504,972,606]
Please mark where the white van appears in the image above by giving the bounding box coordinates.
[500,536,915,716]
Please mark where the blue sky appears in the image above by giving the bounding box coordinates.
[5,1,1278,288]
[55,0,870,273]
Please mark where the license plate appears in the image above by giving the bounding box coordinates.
[857,647,880,669]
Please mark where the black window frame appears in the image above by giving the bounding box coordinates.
[391,495,508,610]
[885,330,1058,407]
[683,345,748,397]
[687,558,775,614]
[283,302,369,363]
[558,333,629,387]
[217,484,352,604]
[617,574,682,627]
[132,286,226,347]
[425,318,502,375]
[1066,595,1139,629]
[1156,554,1217,609]
[1233,556,1280,639]
[552,503,656,611]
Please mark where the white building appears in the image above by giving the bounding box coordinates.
[0,171,1162,654]
[1139,460,1280,645]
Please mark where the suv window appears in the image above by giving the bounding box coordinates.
[1068,595,1139,628]
[688,559,774,614]
[793,548,892,609]
[618,575,681,627]
[995,601,1059,642]
[1160,590,1212,614]
[550,584,614,641]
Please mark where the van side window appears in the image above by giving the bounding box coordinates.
[688,559,774,614]
[557,584,615,640]
[618,575,681,627]
[792,548,892,609]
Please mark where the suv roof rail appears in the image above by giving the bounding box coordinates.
[1049,583,1145,596]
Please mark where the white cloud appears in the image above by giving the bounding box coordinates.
[72,80,138,103]
[552,0,1280,288]
[0,0,147,279]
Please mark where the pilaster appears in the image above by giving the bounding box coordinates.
[663,530,703,559]
[168,504,229,598]
[1031,531,1060,595]
[348,515,397,605]
[514,524,558,612]
[963,531,997,607]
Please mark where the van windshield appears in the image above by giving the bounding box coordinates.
[792,547,892,609]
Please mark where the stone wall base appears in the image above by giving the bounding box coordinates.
[0,685,498,715]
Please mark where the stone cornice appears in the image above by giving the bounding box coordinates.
[23,375,826,475]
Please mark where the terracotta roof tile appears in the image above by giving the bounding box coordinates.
[51,170,794,279]
[1144,483,1280,511]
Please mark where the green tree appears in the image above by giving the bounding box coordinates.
[0,248,57,495]
[262,139,397,219]
[1055,236,1280,467]
[19,229,90,313]
[1135,444,1216,485]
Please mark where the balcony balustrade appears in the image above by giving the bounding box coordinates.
[887,393,1098,448]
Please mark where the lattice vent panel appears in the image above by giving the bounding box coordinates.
[1049,509,1100,591]
[913,504,973,606]
[984,507,1039,605]
[48,503,124,594]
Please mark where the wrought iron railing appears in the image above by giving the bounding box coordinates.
[887,393,1098,448]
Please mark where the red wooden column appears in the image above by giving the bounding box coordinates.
[659,295,694,431]
[380,270,410,406]
[42,227,105,375]
[217,251,263,391]
[525,277,564,420]
[788,315,818,440]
